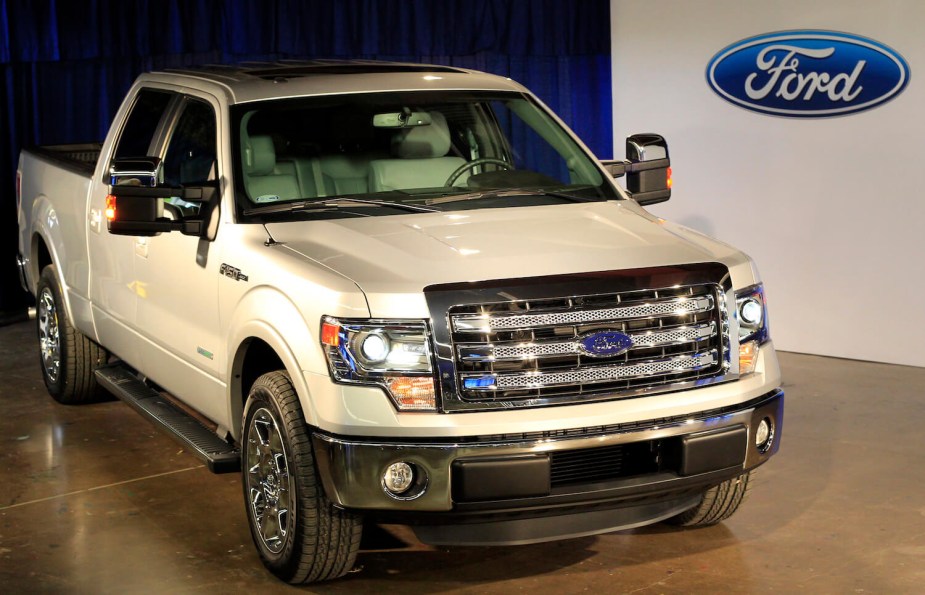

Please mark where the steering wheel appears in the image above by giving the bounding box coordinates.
[444,158,513,187]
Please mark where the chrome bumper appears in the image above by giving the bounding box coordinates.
[313,389,784,519]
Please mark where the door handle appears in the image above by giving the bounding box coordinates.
[89,209,101,233]
[135,236,148,258]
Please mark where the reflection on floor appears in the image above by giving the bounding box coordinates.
[1,319,923,593]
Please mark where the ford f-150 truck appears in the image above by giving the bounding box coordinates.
[16,61,782,584]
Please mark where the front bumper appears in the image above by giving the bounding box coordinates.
[313,388,783,545]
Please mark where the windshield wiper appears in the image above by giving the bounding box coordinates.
[244,196,440,216]
[426,188,602,206]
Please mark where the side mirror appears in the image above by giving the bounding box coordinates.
[601,133,672,206]
[106,156,218,239]
[109,156,163,187]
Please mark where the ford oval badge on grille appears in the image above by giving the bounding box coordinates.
[579,331,634,358]
[707,30,910,117]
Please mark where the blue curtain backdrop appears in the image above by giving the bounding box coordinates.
[0,0,612,313]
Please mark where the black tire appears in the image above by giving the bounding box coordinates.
[242,371,362,583]
[36,265,108,404]
[665,471,753,527]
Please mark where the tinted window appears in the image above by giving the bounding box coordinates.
[232,91,613,216]
[114,89,172,159]
[162,99,217,187]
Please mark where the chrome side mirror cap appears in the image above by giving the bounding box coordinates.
[109,156,163,187]
[601,134,672,206]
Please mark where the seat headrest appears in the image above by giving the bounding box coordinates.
[245,135,277,175]
[394,112,452,159]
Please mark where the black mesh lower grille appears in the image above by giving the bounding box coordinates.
[549,440,670,487]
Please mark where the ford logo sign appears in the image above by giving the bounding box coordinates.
[578,331,634,358]
[707,30,910,117]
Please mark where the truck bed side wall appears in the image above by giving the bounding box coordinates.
[17,149,96,339]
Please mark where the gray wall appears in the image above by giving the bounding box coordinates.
[611,0,924,367]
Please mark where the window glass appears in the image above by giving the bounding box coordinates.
[232,91,616,219]
[162,99,217,187]
[161,99,217,218]
[114,89,172,159]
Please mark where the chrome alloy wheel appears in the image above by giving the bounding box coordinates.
[37,287,61,383]
[246,407,293,554]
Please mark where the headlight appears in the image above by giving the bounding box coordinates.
[320,317,437,411]
[735,284,769,375]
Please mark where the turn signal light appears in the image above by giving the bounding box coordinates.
[105,195,117,221]
[666,167,673,189]
[320,320,341,347]
[385,376,436,410]
[739,340,759,374]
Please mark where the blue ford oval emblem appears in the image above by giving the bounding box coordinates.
[707,30,910,117]
[579,331,634,358]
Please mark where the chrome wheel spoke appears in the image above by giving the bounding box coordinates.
[245,406,293,555]
[260,504,279,545]
[275,506,289,540]
[37,288,61,382]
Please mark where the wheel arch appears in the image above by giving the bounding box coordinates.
[222,275,368,445]
[31,229,75,324]
[32,232,53,288]
[228,322,319,443]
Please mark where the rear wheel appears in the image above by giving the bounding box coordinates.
[665,471,753,527]
[242,371,362,583]
[36,265,107,404]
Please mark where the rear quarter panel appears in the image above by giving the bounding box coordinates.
[17,151,95,336]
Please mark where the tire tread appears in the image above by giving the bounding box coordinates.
[245,371,361,584]
[667,470,753,527]
[38,265,107,404]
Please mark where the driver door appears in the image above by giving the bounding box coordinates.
[132,94,227,422]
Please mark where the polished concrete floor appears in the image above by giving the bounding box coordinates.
[1,319,924,594]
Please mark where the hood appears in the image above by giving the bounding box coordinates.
[264,201,751,314]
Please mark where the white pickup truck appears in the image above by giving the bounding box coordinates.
[16,61,782,584]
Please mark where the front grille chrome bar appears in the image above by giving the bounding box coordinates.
[458,322,716,362]
[460,350,719,392]
[452,295,714,333]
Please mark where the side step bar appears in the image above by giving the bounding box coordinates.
[95,364,240,473]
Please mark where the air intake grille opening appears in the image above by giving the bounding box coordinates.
[549,440,671,487]
[448,283,727,405]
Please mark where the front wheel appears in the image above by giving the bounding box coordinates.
[664,471,753,527]
[242,371,362,583]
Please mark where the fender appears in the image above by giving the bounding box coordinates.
[225,284,363,440]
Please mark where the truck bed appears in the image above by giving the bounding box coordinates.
[26,143,102,176]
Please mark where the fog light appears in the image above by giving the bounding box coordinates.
[755,417,774,453]
[383,462,415,495]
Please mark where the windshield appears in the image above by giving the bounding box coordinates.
[231,91,620,220]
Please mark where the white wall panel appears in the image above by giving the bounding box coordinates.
[611,0,925,367]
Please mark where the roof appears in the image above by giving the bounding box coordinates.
[143,59,525,104]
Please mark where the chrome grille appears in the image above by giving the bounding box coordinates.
[452,296,713,332]
[477,351,717,391]
[447,283,727,404]
[459,322,716,362]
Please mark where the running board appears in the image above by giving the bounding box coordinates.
[95,364,240,473]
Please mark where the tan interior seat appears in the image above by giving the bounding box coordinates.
[243,135,302,202]
[368,112,466,192]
